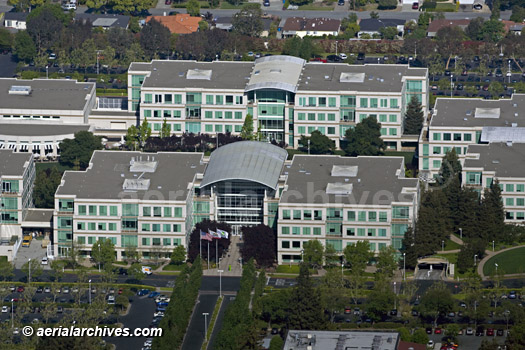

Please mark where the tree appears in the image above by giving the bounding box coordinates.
[344,241,372,304]
[199,20,209,31]
[298,130,334,154]
[125,125,139,150]
[240,114,255,140]
[403,95,424,135]
[138,118,152,150]
[466,17,485,40]
[21,259,43,282]
[14,31,36,63]
[232,3,263,37]
[445,323,460,341]
[33,167,62,208]
[488,81,504,98]
[510,6,525,22]
[411,328,429,344]
[370,11,379,19]
[140,19,171,59]
[170,245,186,265]
[160,119,171,139]
[187,219,231,263]
[91,238,116,270]
[287,263,325,329]
[379,26,398,39]
[0,259,14,281]
[302,240,324,268]
[186,0,201,16]
[50,259,66,282]
[344,116,385,156]
[241,224,276,267]
[418,282,455,326]
[124,246,140,263]
[366,279,395,322]
[400,227,418,269]
[0,28,13,51]
[59,131,103,169]
[26,5,65,53]
[375,245,398,278]
[490,0,500,20]
[282,36,322,60]
[128,263,144,281]
[320,268,346,322]
[481,20,505,42]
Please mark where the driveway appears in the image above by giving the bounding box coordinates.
[14,239,48,270]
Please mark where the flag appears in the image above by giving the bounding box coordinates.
[217,229,229,239]
[201,230,212,241]
[209,230,221,239]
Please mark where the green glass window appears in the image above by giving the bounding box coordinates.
[358,211,366,222]
[368,228,376,237]
[98,206,107,216]
[318,97,326,106]
[173,94,182,104]
[317,113,325,121]
[517,184,524,192]
[433,160,441,169]
[89,205,97,216]
[88,222,96,230]
[174,207,183,217]
[346,228,355,236]
[360,98,368,108]
[506,198,515,206]
[433,133,441,141]
[164,207,172,217]
[205,125,213,132]
[422,144,429,156]
[121,235,138,247]
[142,238,150,246]
[282,227,290,235]
[392,206,409,219]
[368,212,377,222]
[379,228,387,237]
[406,80,422,92]
[293,210,301,220]
[142,224,150,232]
[308,97,316,106]
[215,111,223,119]
[379,212,388,222]
[77,222,85,230]
[110,206,118,216]
[327,127,335,135]
[380,99,388,108]
[122,204,138,216]
[328,113,336,121]
[108,223,116,231]
[143,207,151,217]
[379,114,387,122]
[302,227,311,235]
[389,114,397,122]
[381,128,387,136]
[370,98,378,108]
[235,112,242,119]
[77,236,86,244]
[506,184,515,192]
[357,228,365,236]
[215,125,223,132]
[313,227,321,235]
[298,126,305,134]
[292,227,300,235]
[443,133,451,141]
[225,112,232,119]
[144,94,152,103]
[282,210,291,219]
[303,210,312,220]
[215,95,223,105]
[297,113,305,121]
[163,238,171,246]
[88,237,95,244]
[433,147,441,155]
[163,224,171,232]
[390,98,398,108]
[205,111,213,119]
[516,198,525,206]
[328,97,336,107]
[347,211,356,221]
[186,93,202,104]
[389,128,397,136]
[173,224,181,232]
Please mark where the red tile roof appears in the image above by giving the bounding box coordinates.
[146,14,201,34]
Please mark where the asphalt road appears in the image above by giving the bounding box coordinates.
[181,294,218,350]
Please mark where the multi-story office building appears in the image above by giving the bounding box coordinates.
[54,142,420,261]
[128,56,428,150]
[277,155,419,264]
[0,78,96,158]
[54,150,205,259]
[0,150,35,239]
[463,142,525,223]
[419,94,525,178]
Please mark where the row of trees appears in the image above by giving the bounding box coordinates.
[153,259,202,350]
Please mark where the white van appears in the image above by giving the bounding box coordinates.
[142,266,153,275]
[62,3,76,10]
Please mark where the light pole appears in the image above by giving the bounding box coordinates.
[89,279,92,304]
[307,140,310,155]
[459,228,462,240]
[335,40,338,56]
[28,258,31,284]
[46,65,49,79]
[393,282,397,310]
[98,245,101,273]
[341,258,345,283]
[11,299,14,328]
[218,269,223,298]
[441,240,444,252]
[474,254,478,267]
[403,252,406,282]
[203,312,209,340]
[450,74,454,98]
[492,240,495,252]
[301,249,304,262]
[495,263,498,275]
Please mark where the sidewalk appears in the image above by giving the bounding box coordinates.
[203,235,243,277]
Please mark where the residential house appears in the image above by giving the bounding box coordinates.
[74,13,130,30]
[146,14,201,34]
[279,17,340,38]
[3,12,28,30]
[426,19,470,37]
[357,18,406,38]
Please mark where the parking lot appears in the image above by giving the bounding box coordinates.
[14,238,49,270]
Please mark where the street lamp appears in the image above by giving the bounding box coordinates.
[301,249,304,262]
[89,279,92,304]
[28,258,31,284]
[393,282,397,310]
[203,312,209,340]
[459,228,462,240]
[495,263,498,275]
[46,65,49,79]
[474,254,478,267]
[11,299,14,328]
[335,40,338,56]
[341,258,345,283]
[450,74,454,98]
[403,252,406,282]
[98,245,101,273]
[492,240,495,252]
[218,269,224,298]
[441,240,445,252]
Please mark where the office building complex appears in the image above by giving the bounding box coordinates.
[128,56,428,150]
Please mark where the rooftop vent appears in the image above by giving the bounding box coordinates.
[512,123,518,127]
[254,70,260,75]
[326,182,353,195]
[339,72,365,83]
[9,86,31,95]
[178,72,185,77]
[123,178,150,191]
[130,156,158,173]
[270,69,281,73]
[475,108,500,119]
[331,165,358,177]
[186,69,212,80]
[466,110,472,116]
[324,75,330,80]
[492,160,500,163]
[513,103,518,107]
[507,141,513,147]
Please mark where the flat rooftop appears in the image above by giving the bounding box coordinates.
[0,79,94,112]
[130,60,253,90]
[56,151,206,200]
[431,94,525,128]
[0,149,31,177]
[23,209,53,224]
[283,330,399,350]
[299,64,427,92]
[281,155,418,205]
[464,142,525,178]
[0,123,89,137]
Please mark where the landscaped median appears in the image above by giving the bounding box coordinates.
[201,295,223,350]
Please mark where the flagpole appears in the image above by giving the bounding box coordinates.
[200,233,202,261]
[207,241,210,270]
[216,239,218,266]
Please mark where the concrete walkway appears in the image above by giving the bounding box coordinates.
[203,235,243,277]
[477,244,525,280]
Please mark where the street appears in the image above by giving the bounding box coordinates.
[180,294,218,350]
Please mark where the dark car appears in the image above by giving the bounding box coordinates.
[137,289,150,296]
[476,326,485,336]
[263,0,270,5]
[426,327,432,334]
[445,70,451,76]
[457,84,463,90]
[390,309,397,316]
[36,287,43,293]
[118,268,128,275]
[497,329,504,336]
[271,328,278,334]
[338,0,345,5]
[326,55,342,63]
[412,2,418,9]
[357,53,365,61]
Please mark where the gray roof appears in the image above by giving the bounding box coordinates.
[246,56,305,93]
[3,12,28,21]
[136,60,253,90]
[0,123,89,137]
[57,151,205,200]
[74,13,130,29]
[358,18,406,31]
[481,126,525,143]
[24,209,53,223]
[298,64,427,92]
[0,149,31,177]
[281,155,418,205]
[431,94,525,128]
[201,141,288,190]
[464,143,525,178]
[283,330,399,350]
[0,78,95,111]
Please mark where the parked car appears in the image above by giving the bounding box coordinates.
[466,327,474,335]
[142,266,153,275]
[137,289,150,296]
[41,257,48,265]
[17,286,24,293]
[497,329,504,336]
[412,2,418,9]
[426,327,432,334]
[339,53,348,60]
[2,306,9,313]
[338,0,345,5]
[487,328,494,336]
[148,292,160,299]
[44,286,51,293]
[57,306,63,313]
[263,0,270,6]
[344,307,351,314]
[476,326,485,336]
[107,296,115,305]
[435,328,442,334]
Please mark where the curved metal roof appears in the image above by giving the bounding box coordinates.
[245,55,305,93]
[201,141,288,190]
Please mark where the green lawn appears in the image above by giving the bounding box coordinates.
[162,264,186,271]
[297,4,334,10]
[444,239,461,251]
[483,247,525,276]
[275,265,316,274]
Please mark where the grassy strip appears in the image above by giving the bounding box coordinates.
[484,246,525,275]
[201,296,223,350]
